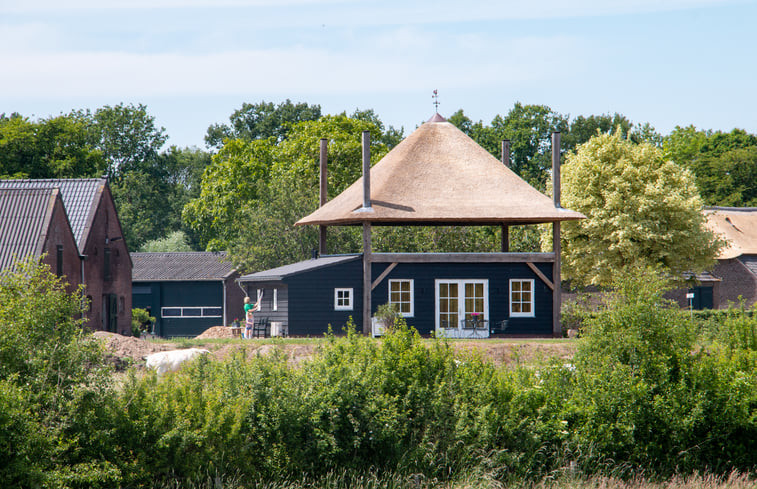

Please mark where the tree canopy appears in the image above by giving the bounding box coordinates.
[556,131,723,288]
[186,115,392,270]
[664,126,757,207]
[205,100,322,149]
[447,104,662,190]
[0,112,105,179]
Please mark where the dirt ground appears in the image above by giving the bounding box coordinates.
[93,327,577,370]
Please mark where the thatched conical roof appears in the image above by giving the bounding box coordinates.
[296,116,585,226]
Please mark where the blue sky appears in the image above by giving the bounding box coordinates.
[1,0,755,149]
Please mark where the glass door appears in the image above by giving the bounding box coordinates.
[438,282,459,329]
[436,280,488,337]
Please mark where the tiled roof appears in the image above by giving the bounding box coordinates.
[0,188,59,270]
[238,255,360,282]
[0,178,105,250]
[740,255,757,277]
[131,252,236,281]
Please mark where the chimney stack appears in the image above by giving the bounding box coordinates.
[362,131,371,210]
[552,132,561,207]
[501,139,510,168]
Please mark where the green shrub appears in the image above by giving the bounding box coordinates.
[132,307,156,338]
[565,268,757,475]
[0,258,116,488]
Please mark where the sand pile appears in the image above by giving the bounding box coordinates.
[195,326,236,339]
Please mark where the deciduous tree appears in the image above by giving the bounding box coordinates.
[556,132,723,287]
[205,99,322,149]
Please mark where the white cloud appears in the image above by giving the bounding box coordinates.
[0,33,585,98]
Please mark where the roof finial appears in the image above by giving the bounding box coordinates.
[432,89,440,113]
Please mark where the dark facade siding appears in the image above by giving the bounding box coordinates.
[286,259,364,336]
[224,275,246,324]
[246,284,289,325]
[133,281,225,337]
[371,262,554,336]
[244,259,554,337]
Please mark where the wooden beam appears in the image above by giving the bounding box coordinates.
[501,224,509,252]
[370,252,555,263]
[527,262,554,291]
[553,221,562,338]
[318,138,328,255]
[552,132,562,338]
[362,224,372,335]
[371,262,397,291]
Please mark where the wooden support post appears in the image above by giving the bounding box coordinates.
[360,131,373,335]
[552,131,562,338]
[363,223,372,335]
[319,138,328,255]
[552,222,561,337]
[501,224,509,252]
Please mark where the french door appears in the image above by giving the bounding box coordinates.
[435,280,488,335]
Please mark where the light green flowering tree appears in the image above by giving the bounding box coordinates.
[554,131,724,288]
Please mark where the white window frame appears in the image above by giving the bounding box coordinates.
[161,306,223,318]
[334,288,353,311]
[434,279,489,330]
[388,279,414,317]
[272,288,278,312]
[509,279,535,318]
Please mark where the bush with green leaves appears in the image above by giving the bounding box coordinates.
[564,268,757,475]
[132,307,156,337]
[1,260,755,487]
[0,257,115,488]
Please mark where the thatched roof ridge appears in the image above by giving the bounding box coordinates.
[704,207,757,259]
[296,119,584,226]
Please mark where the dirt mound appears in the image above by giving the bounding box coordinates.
[93,329,576,372]
[93,331,172,369]
[196,326,235,339]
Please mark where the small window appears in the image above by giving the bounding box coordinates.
[103,247,112,282]
[162,307,182,317]
[56,245,63,277]
[510,279,535,318]
[161,306,223,318]
[389,279,414,317]
[334,288,353,311]
[203,307,223,317]
[272,289,278,312]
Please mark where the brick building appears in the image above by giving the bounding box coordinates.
[0,178,132,334]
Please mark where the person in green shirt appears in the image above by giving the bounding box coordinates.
[243,296,260,339]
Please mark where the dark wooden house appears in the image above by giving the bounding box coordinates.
[239,114,584,337]
[0,187,82,292]
[131,252,245,337]
[0,178,132,334]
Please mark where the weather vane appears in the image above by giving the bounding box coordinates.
[432,89,440,113]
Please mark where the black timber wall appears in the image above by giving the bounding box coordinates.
[132,281,224,337]
[244,283,289,325]
[370,261,554,336]
[260,259,553,337]
[286,259,364,336]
